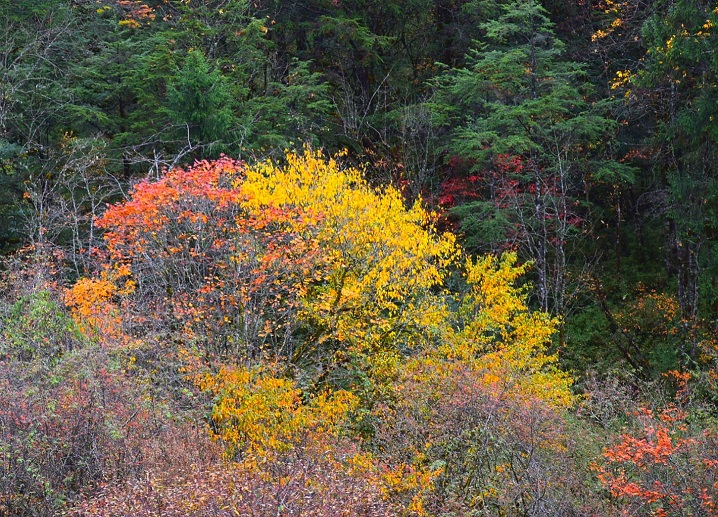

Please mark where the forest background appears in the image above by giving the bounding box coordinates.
[2,0,718,515]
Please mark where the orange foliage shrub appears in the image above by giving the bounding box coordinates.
[596,373,718,516]
[64,265,135,345]
[95,156,327,360]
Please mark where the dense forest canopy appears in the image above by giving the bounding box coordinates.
[2,0,718,515]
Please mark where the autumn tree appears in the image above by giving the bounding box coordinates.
[91,146,573,421]
[82,148,463,514]
[94,148,456,388]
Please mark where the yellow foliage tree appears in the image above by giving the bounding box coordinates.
[238,148,457,373]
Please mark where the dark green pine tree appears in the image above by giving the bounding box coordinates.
[435,0,630,317]
[164,0,333,157]
[166,49,236,157]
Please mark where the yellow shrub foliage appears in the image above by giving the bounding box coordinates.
[442,252,573,407]
[198,365,358,459]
